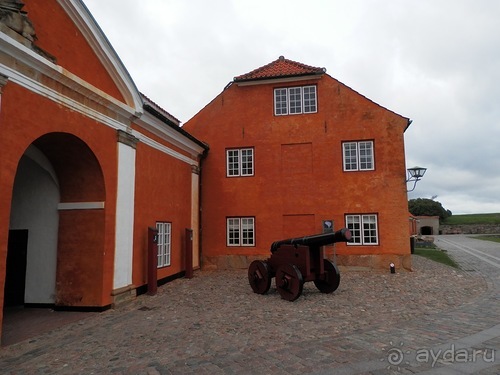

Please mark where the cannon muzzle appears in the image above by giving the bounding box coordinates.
[270,228,352,253]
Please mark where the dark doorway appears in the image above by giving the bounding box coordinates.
[421,226,433,235]
[4,230,28,307]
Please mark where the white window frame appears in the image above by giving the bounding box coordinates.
[274,88,288,115]
[342,141,374,171]
[226,148,254,177]
[156,222,171,267]
[345,214,379,245]
[227,217,255,246]
[274,85,317,116]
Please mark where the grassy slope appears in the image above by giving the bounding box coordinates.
[414,248,460,269]
[442,213,500,225]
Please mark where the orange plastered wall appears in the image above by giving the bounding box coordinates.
[184,74,410,259]
[132,142,194,285]
[23,0,125,103]
[0,83,118,306]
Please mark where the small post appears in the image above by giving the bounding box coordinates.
[185,228,193,279]
[147,227,158,295]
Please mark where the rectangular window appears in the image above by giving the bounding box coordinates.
[227,217,255,246]
[288,87,302,114]
[343,141,374,171]
[156,222,171,267]
[274,85,317,116]
[345,214,378,245]
[274,88,288,115]
[303,86,317,113]
[226,148,254,177]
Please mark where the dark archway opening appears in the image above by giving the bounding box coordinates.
[421,226,433,235]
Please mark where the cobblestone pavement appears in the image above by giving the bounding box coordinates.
[0,235,498,374]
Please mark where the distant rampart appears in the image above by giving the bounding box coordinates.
[440,224,500,235]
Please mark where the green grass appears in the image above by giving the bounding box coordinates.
[414,247,460,269]
[442,213,500,225]
[472,235,500,243]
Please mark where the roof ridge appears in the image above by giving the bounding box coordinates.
[234,56,326,82]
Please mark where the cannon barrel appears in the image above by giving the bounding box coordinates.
[270,228,352,253]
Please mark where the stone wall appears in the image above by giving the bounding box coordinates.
[440,224,500,235]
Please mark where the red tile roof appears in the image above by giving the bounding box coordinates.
[233,56,326,82]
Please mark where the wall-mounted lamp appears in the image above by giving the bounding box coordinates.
[406,166,427,192]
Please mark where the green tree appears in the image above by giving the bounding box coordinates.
[408,198,452,221]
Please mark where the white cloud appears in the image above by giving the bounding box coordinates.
[83,0,500,215]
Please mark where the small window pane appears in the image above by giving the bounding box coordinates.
[303,86,317,113]
[274,88,288,115]
[362,215,378,244]
[227,150,240,176]
[289,87,302,114]
[227,218,240,246]
[343,142,358,171]
[241,218,255,246]
[359,141,374,170]
[241,149,254,176]
[346,215,361,244]
[156,222,171,267]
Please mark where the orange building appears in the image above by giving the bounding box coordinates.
[0,0,206,341]
[183,56,412,271]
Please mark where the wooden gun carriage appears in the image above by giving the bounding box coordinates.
[248,228,352,301]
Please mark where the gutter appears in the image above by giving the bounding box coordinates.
[404,119,413,132]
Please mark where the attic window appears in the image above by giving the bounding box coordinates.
[274,85,317,116]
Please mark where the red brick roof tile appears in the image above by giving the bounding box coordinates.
[234,56,326,82]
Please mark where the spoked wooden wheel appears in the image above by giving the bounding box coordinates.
[314,259,340,293]
[248,260,272,294]
[275,264,304,301]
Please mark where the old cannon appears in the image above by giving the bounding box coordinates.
[248,228,352,301]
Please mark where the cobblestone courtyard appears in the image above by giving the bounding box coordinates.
[1,235,499,374]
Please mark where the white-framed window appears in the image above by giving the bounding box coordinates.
[274,88,288,115]
[227,217,255,246]
[156,222,171,267]
[274,85,317,116]
[226,148,254,177]
[289,87,302,114]
[343,141,374,171]
[345,214,379,245]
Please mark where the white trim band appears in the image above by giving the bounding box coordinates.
[58,202,105,210]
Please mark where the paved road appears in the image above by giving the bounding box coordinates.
[0,234,498,374]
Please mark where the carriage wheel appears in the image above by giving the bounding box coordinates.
[314,259,340,293]
[248,260,272,294]
[275,264,304,301]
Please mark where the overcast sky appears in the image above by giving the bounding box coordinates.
[83,0,500,215]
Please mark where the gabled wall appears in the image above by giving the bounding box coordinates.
[23,0,125,103]
[184,72,411,270]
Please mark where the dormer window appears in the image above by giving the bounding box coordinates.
[274,85,317,115]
